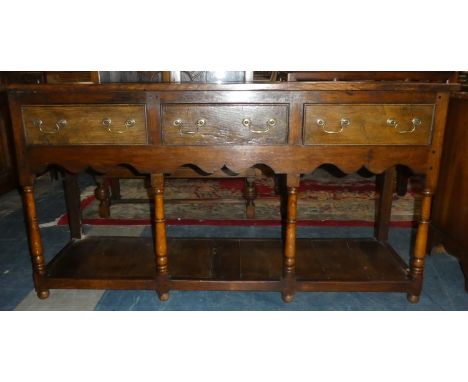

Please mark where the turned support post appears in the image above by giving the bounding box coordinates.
[151,174,169,301]
[282,174,299,303]
[22,185,49,299]
[243,169,257,219]
[407,92,450,303]
[407,189,433,303]
[94,177,111,218]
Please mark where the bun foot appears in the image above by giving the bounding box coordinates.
[37,290,50,299]
[407,293,420,304]
[158,292,170,301]
[282,292,294,303]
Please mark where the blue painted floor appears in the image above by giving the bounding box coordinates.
[1,175,467,310]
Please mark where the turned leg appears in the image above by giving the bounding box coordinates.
[63,173,82,240]
[151,174,169,301]
[282,175,299,303]
[243,171,257,219]
[375,167,396,242]
[109,177,121,200]
[94,177,111,218]
[407,188,433,303]
[22,185,49,299]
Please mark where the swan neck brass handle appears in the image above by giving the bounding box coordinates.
[173,118,198,135]
[317,118,349,134]
[102,117,135,134]
[242,117,273,133]
[33,118,64,134]
[387,117,421,133]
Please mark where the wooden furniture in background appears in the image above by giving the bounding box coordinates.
[0,72,45,85]
[7,80,456,303]
[287,71,458,82]
[430,91,468,290]
[45,72,99,84]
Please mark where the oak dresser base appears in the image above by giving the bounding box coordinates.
[7,81,456,303]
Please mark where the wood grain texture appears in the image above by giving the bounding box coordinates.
[161,104,288,145]
[7,82,461,92]
[45,236,410,292]
[22,104,148,145]
[24,145,432,177]
[430,93,468,290]
[23,185,49,299]
[304,104,435,145]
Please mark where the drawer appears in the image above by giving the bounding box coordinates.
[303,104,435,145]
[22,104,148,145]
[161,104,288,145]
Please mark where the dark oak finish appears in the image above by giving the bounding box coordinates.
[287,71,456,83]
[0,72,45,85]
[22,104,148,145]
[7,80,457,303]
[45,236,410,292]
[375,167,396,242]
[161,104,288,145]
[22,184,49,299]
[303,104,434,145]
[45,71,99,84]
[430,92,468,290]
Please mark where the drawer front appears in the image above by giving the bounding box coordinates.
[161,104,288,145]
[22,105,147,145]
[304,104,435,145]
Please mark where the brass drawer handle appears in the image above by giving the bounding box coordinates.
[242,117,274,133]
[317,118,350,134]
[173,118,201,135]
[387,117,421,133]
[33,118,66,134]
[102,117,136,134]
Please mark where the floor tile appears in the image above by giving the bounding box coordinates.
[15,289,105,311]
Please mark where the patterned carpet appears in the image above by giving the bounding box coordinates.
[59,168,423,227]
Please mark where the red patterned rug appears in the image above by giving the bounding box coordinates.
[58,168,422,227]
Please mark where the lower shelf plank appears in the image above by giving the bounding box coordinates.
[295,238,409,282]
[45,236,411,292]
